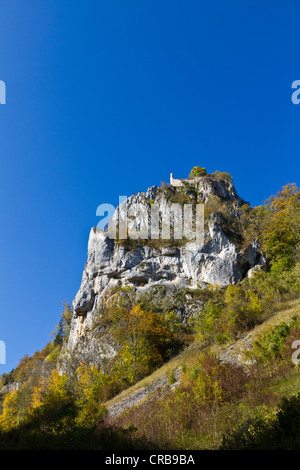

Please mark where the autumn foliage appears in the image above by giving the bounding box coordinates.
[0,182,300,449]
[100,304,179,382]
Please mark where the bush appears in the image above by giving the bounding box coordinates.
[195,283,264,345]
[249,317,300,365]
[221,394,300,449]
[211,171,233,182]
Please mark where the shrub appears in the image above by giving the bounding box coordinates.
[249,317,300,365]
[221,394,300,450]
[194,299,224,344]
[211,171,233,182]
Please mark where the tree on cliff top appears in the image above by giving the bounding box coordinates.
[189,166,207,178]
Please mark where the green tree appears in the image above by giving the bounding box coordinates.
[262,183,300,271]
[102,304,176,382]
[52,302,72,346]
[189,166,207,178]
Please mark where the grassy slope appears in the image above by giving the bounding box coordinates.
[105,298,300,417]
[105,341,204,414]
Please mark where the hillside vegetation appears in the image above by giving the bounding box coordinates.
[1,173,300,449]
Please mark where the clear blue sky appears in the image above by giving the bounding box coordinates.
[1,0,300,373]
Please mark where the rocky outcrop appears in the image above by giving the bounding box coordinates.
[107,367,182,419]
[0,382,21,396]
[57,177,265,372]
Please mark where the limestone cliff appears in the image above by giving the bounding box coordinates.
[58,176,265,372]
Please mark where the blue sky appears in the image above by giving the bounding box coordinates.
[1,0,300,373]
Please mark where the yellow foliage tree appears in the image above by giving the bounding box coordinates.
[103,304,175,382]
[0,390,21,431]
[263,183,300,271]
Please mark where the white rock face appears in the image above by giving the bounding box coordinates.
[58,177,265,372]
